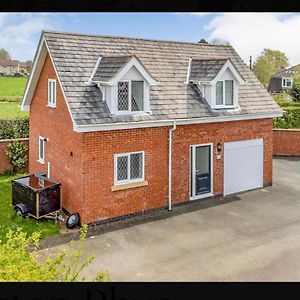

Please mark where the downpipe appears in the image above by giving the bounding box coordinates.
[168,120,176,211]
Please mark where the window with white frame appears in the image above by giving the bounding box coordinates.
[216,80,234,106]
[117,81,144,112]
[38,136,45,164]
[48,79,56,107]
[282,77,292,88]
[114,151,144,185]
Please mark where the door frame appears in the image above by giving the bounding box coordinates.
[190,143,214,200]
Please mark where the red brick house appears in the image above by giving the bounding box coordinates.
[21,31,282,224]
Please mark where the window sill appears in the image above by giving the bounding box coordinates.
[37,159,44,165]
[111,180,148,192]
[47,104,56,109]
[213,105,237,109]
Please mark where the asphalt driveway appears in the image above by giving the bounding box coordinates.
[46,157,300,281]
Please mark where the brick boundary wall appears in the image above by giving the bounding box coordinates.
[273,129,300,157]
[0,138,29,174]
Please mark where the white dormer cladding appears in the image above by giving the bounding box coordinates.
[188,59,245,110]
[90,55,158,115]
[109,66,150,114]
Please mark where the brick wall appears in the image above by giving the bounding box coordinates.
[28,51,274,224]
[29,53,84,217]
[0,139,29,174]
[273,129,300,156]
[81,118,273,223]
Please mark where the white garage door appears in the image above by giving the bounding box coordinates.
[224,138,263,195]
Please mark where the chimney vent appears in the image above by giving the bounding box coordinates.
[198,39,208,44]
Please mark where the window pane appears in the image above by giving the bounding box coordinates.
[117,156,128,181]
[53,81,56,104]
[225,80,233,105]
[39,139,44,160]
[130,153,143,179]
[131,81,144,111]
[51,81,54,103]
[48,81,51,103]
[118,82,129,111]
[286,79,292,87]
[216,81,223,105]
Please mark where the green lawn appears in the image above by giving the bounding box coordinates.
[0,77,28,100]
[0,102,28,119]
[0,173,59,241]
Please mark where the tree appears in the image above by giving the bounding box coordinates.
[0,224,110,282]
[25,60,33,72]
[0,48,11,60]
[253,49,289,87]
[209,38,230,45]
[292,66,300,102]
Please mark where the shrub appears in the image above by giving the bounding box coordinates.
[0,224,110,282]
[0,117,29,139]
[272,91,293,105]
[6,140,28,172]
[273,107,300,129]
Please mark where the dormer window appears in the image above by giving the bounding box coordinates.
[188,58,245,110]
[89,55,158,115]
[117,80,144,112]
[216,80,234,106]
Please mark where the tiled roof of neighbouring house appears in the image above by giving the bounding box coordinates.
[271,64,300,78]
[41,30,281,126]
[0,59,19,67]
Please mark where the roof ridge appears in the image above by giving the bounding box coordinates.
[42,29,233,48]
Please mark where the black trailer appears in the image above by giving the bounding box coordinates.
[11,173,61,219]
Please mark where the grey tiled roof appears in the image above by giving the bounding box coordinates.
[271,64,300,78]
[92,55,132,82]
[190,58,227,82]
[43,30,281,126]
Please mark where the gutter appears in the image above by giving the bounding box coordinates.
[73,112,283,132]
[168,120,177,211]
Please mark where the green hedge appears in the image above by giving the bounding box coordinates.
[0,117,29,139]
[273,107,300,129]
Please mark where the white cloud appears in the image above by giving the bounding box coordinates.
[205,13,300,66]
[0,14,60,61]
[189,13,211,18]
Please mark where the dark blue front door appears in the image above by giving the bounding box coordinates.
[194,145,211,196]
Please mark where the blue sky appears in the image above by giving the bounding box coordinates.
[0,13,299,65]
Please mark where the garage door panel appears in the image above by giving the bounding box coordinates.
[224,139,263,195]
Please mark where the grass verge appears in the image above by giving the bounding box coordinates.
[0,77,28,98]
[0,102,28,120]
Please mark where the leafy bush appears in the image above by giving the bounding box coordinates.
[292,75,300,102]
[273,107,300,129]
[0,225,110,282]
[0,117,29,139]
[6,140,28,172]
[272,91,294,106]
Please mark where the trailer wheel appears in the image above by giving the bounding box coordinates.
[66,212,80,229]
[15,207,26,218]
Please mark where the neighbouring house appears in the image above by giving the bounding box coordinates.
[268,64,300,94]
[21,30,282,224]
[0,59,30,76]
